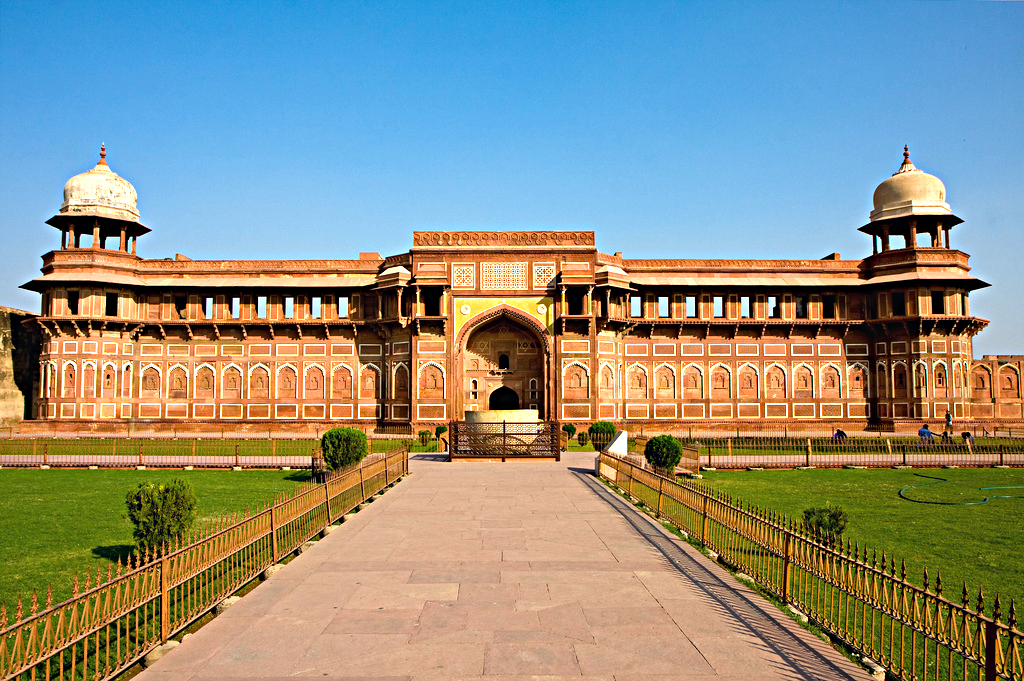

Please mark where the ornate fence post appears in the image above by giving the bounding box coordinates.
[324,481,332,524]
[270,506,279,563]
[805,439,812,467]
[139,442,143,466]
[359,460,366,501]
[782,531,793,604]
[160,551,170,643]
[701,494,710,547]
[657,477,664,518]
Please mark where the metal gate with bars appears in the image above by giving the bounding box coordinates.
[448,420,561,461]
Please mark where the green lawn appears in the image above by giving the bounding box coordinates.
[697,467,1024,611]
[0,468,312,607]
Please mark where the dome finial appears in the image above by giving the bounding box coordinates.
[894,144,917,175]
[98,143,108,166]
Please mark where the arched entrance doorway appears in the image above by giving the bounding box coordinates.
[489,386,519,410]
[461,314,547,417]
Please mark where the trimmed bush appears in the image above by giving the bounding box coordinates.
[434,425,448,439]
[588,421,617,451]
[802,503,848,546]
[321,427,369,471]
[418,430,432,447]
[124,479,197,552]
[561,423,577,441]
[643,435,683,475]
[577,431,589,447]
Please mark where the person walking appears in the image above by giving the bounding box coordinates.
[945,410,953,433]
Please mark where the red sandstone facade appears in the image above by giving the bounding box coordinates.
[18,149,1024,431]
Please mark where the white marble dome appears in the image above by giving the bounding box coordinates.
[60,145,140,222]
[870,147,951,223]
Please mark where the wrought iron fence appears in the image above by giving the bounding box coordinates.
[449,420,561,460]
[598,452,1023,681]
[0,448,409,681]
[624,436,1024,469]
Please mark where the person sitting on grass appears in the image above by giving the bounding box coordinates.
[832,428,848,444]
[918,423,935,445]
[961,431,975,445]
[940,431,953,445]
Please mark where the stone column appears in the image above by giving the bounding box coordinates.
[908,219,917,249]
[881,226,890,252]
[92,221,101,250]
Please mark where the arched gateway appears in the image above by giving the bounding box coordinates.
[458,311,549,418]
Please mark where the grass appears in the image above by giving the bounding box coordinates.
[0,468,312,607]
[696,466,1024,612]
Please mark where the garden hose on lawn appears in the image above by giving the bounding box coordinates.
[898,473,1024,506]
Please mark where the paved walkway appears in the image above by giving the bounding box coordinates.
[139,452,867,680]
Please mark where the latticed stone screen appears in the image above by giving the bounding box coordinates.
[533,263,556,289]
[481,262,528,290]
[452,264,474,288]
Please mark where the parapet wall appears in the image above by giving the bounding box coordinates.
[0,307,40,424]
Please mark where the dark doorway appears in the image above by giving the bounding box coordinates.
[489,386,520,410]
[498,353,510,370]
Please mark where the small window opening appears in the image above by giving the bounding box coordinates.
[529,378,538,400]
[822,295,836,319]
[931,291,945,315]
[174,295,187,319]
[630,296,643,318]
[686,295,697,318]
[67,290,80,315]
[768,295,781,319]
[337,295,349,318]
[230,296,240,319]
[203,296,214,319]
[713,295,725,318]
[498,353,510,370]
[891,291,906,317]
[284,296,295,319]
[658,296,669,318]
[470,379,478,400]
[257,295,268,319]
[961,292,968,315]
[795,295,808,319]
[311,296,322,319]
[423,289,442,316]
[567,289,586,315]
[740,296,751,318]
[105,292,118,317]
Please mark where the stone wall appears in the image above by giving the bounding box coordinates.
[0,306,40,424]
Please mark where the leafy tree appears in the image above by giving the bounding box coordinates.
[643,435,683,475]
[588,421,617,451]
[321,427,369,471]
[802,503,848,546]
[418,430,432,447]
[577,431,589,447]
[125,479,197,552]
[561,423,577,441]
[434,425,448,439]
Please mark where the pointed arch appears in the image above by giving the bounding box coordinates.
[626,363,648,399]
[195,362,216,398]
[682,362,704,399]
[819,362,841,399]
[710,362,732,398]
[765,362,787,398]
[654,362,676,399]
[140,363,162,398]
[737,362,759,398]
[999,365,1020,398]
[247,362,270,399]
[417,361,443,399]
[847,362,869,399]
[275,363,298,399]
[168,362,188,399]
[599,361,616,399]
[331,362,353,399]
[562,360,590,399]
[81,360,97,399]
[100,360,118,399]
[222,362,244,399]
[455,304,551,356]
[393,362,410,399]
[62,360,77,398]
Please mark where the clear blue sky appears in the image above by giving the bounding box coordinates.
[1,2,1021,355]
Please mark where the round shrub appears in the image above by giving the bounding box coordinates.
[434,425,448,439]
[418,430,432,447]
[561,423,577,441]
[125,479,197,552]
[588,421,617,451]
[644,435,683,475]
[802,503,848,546]
[577,431,589,447]
[321,427,369,471]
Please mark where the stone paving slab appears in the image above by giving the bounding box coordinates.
[138,452,868,680]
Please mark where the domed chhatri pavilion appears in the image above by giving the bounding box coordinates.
[16,146,1023,432]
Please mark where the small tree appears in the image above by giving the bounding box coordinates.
[417,430,432,447]
[125,479,197,552]
[561,423,577,441]
[321,427,368,471]
[434,425,448,440]
[577,431,589,447]
[802,503,848,546]
[644,435,683,476]
[588,421,617,451]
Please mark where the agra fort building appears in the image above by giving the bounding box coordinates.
[17,146,1023,432]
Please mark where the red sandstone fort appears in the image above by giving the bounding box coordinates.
[2,145,1021,435]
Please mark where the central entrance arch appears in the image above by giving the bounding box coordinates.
[489,386,520,410]
[459,310,549,418]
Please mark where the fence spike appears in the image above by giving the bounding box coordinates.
[96,563,102,585]
[30,590,38,615]
[977,588,985,615]
[107,562,112,583]
[1,602,7,628]
[993,594,1002,623]
[891,557,897,578]
[923,567,929,592]
[1008,600,1017,629]
[900,559,906,582]
[84,570,91,591]
[14,597,22,622]
[935,571,943,596]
